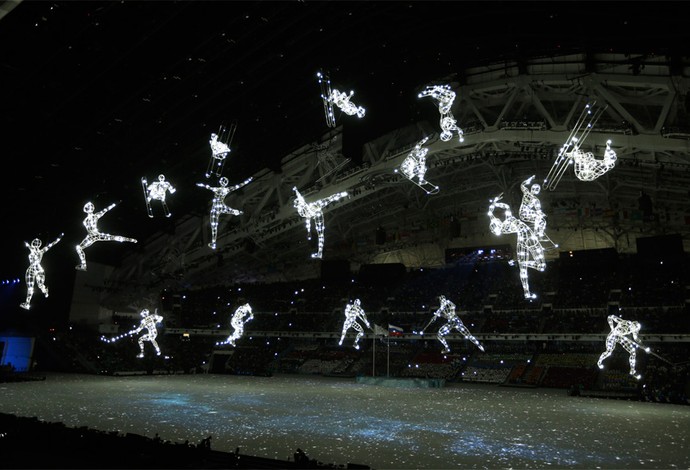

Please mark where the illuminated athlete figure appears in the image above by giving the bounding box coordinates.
[206,121,238,178]
[133,308,163,357]
[418,84,464,142]
[398,136,439,194]
[218,303,254,347]
[572,139,617,182]
[142,174,176,218]
[338,299,371,350]
[597,314,650,379]
[293,187,348,259]
[197,176,252,250]
[328,89,366,119]
[75,202,137,271]
[427,295,484,353]
[518,175,558,250]
[20,233,63,310]
[488,194,546,299]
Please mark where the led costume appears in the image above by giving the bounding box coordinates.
[141,174,176,218]
[218,303,254,347]
[338,299,371,350]
[75,202,137,271]
[519,176,558,249]
[543,102,615,190]
[20,234,62,310]
[488,195,546,299]
[418,84,464,142]
[101,308,163,358]
[293,187,348,259]
[318,71,366,126]
[426,295,484,353]
[597,314,650,379]
[206,121,238,178]
[197,176,252,250]
[398,136,439,194]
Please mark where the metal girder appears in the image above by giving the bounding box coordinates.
[102,53,690,307]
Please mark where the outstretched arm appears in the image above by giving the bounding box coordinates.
[521,175,535,193]
[196,183,211,190]
[45,233,64,251]
[230,177,253,192]
[96,203,117,218]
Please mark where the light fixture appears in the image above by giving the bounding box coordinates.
[217,303,254,347]
[293,187,348,259]
[338,299,371,350]
[197,176,253,250]
[20,234,63,310]
[76,202,137,271]
[141,174,176,218]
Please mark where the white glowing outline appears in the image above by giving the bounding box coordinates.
[217,303,254,347]
[75,202,137,271]
[101,308,163,357]
[597,314,650,379]
[197,176,252,250]
[428,295,484,353]
[206,122,238,178]
[543,102,614,190]
[573,139,617,182]
[327,89,366,120]
[20,234,62,310]
[488,195,546,299]
[418,85,464,142]
[397,136,439,194]
[317,71,336,128]
[142,174,176,218]
[293,187,348,259]
[518,175,558,249]
[338,299,371,350]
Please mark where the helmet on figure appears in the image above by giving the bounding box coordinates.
[219,177,229,187]
[31,239,42,248]
[530,184,541,195]
[141,309,150,317]
[83,202,95,213]
[158,174,166,182]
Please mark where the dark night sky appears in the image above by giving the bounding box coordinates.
[0,1,686,322]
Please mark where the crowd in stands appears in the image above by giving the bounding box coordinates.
[27,250,690,406]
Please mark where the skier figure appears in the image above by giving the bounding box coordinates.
[20,233,63,310]
[338,299,371,350]
[572,139,617,182]
[142,174,176,217]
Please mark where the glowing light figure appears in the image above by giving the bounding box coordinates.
[217,303,254,347]
[101,308,163,358]
[206,121,238,178]
[317,71,336,128]
[597,314,650,379]
[418,84,464,142]
[141,174,176,218]
[488,194,546,299]
[418,85,456,115]
[293,187,348,259]
[397,136,439,194]
[427,295,484,353]
[338,299,371,350]
[573,139,617,182]
[197,176,252,250]
[75,202,137,271]
[543,101,613,190]
[519,175,558,249]
[20,233,63,310]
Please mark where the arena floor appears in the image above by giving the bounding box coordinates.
[0,373,688,469]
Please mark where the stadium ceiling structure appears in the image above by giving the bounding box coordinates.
[96,52,690,311]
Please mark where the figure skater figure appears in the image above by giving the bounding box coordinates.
[20,233,63,310]
[293,187,348,259]
[338,299,371,350]
[488,194,546,299]
[197,176,252,249]
[75,202,137,271]
[597,314,650,379]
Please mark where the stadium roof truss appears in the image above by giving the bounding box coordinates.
[101,53,690,308]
